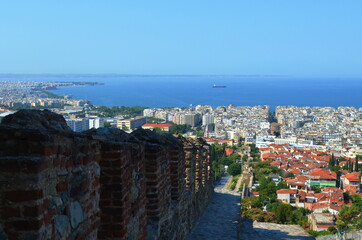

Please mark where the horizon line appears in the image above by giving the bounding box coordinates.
[0,73,361,78]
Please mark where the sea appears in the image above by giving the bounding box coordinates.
[3,75,362,110]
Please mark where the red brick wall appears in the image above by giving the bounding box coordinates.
[0,110,213,240]
[0,127,101,240]
[88,128,147,240]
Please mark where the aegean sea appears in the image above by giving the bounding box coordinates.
[6,75,362,110]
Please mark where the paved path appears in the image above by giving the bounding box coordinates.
[188,173,314,240]
[252,222,314,240]
[188,174,241,240]
[239,219,314,240]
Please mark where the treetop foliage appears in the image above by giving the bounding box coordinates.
[95,105,147,118]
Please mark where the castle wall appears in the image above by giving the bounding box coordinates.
[0,127,101,240]
[0,110,213,240]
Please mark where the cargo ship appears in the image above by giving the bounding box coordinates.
[212,84,226,88]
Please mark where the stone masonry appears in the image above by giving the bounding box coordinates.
[0,110,213,240]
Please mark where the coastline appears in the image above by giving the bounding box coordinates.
[47,76,362,110]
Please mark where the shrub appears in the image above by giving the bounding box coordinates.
[230,181,237,190]
[307,230,332,237]
[327,226,337,234]
[228,163,242,176]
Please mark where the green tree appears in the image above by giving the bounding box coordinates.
[277,181,288,189]
[211,143,226,181]
[241,196,263,209]
[169,124,192,134]
[220,155,233,166]
[147,117,164,123]
[350,194,362,211]
[275,203,292,223]
[104,121,112,128]
[355,155,359,171]
[153,127,163,134]
[266,202,309,225]
[255,176,278,202]
[229,153,240,162]
[329,154,335,167]
[95,105,147,118]
[327,226,337,234]
[266,201,284,212]
[311,186,321,193]
[227,163,242,176]
[330,165,341,174]
[338,205,360,228]
[284,172,295,178]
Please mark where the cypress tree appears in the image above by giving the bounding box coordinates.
[346,160,350,172]
[355,155,359,172]
[329,154,335,168]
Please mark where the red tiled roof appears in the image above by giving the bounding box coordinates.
[276,189,297,194]
[339,161,347,166]
[322,187,343,193]
[270,161,281,165]
[317,225,334,229]
[296,176,308,181]
[309,168,337,180]
[142,123,172,128]
[225,148,234,156]
[342,172,360,182]
[259,148,272,151]
[290,182,306,187]
[204,138,232,143]
[314,193,329,201]
[344,185,358,194]
[290,169,301,174]
[312,203,330,210]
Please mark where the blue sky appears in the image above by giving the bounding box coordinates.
[0,1,361,76]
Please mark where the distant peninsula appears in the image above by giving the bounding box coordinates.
[0,73,289,78]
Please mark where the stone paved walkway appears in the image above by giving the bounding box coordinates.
[188,174,241,240]
[188,173,314,240]
[251,222,314,240]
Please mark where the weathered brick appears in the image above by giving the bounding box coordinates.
[23,205,41,218]
[8,219,43,231]
[0,112,213,240]
[0,207,21,219]
[101,207,123,215]
[99,160,112,168]
[103,152,122,159]
[43,209,54,225]
[56,181,68,192]
[4,190,43,202]
[98,230,113,238]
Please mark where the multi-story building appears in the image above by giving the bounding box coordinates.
[202,114,214,126]
[117,116,146,130]
[66,117,104,132]
[89,117,104,129]
[143,109,156,118]
[172,113,184,125]
[66,119,84,132]
[142,123,173,132]
[341,172,361,193]
[308,169,337,188]
[184,113,201,127]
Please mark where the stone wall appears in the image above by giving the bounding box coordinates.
[0,110,213,240]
